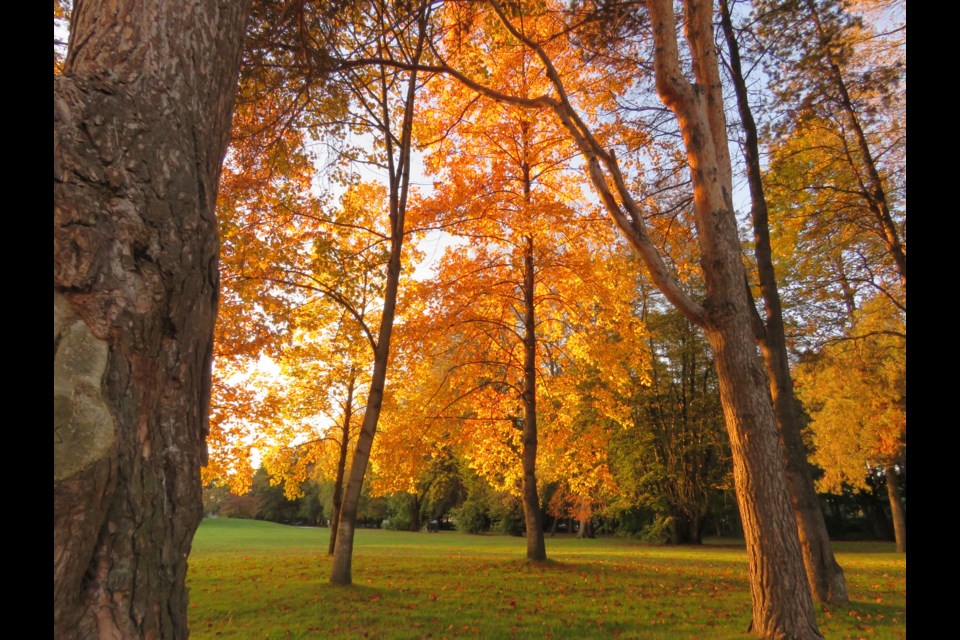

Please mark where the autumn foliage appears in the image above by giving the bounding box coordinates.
[200,0,904,635]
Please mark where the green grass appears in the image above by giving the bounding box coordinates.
[187,519,906,639]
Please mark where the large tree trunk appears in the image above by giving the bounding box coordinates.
[885,466,906,553]
[719,0,848,606]
[646,1,822,636]
[702,321,821,638]
[53,1,249,638]
[520,235,548,562]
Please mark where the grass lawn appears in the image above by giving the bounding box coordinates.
[187,519,905,639]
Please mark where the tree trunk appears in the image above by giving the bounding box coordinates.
[703,319,822,639]
[53,1,249,637]
[520,235,548,562]
[577,517,594,539]
[328,374,355,556]
[646,2,822,636]
[885,467,906,553]
[408,495,422,532]
[719,0,849,606]
[670,513,703,545]
[329,248,401,585]
[691,514,703,545]
[329,22,424,583]
[822,495,844,537]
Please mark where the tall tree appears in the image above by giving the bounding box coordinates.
[328,0,432,586]
[53,0,250,637]
[206,0,432,585]
[749,1,905,558]
[610,303,731,546]
[409,4,643,560]
[718,0,849,604]
[420,1,823,635]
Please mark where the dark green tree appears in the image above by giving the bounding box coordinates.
[610,307,731,545]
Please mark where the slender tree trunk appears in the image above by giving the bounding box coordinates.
[825,495,845,537]
[671,513,703,545]
[520,234,547,562]
[719,0,848,605]
[692,514,704,544]
[884,467,906,553]
[328,374,356,555]
[861,490,891,540]
[329,17,425,583]
[53,1,249,637]
[329,247,401,585]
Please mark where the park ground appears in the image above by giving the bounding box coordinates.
[187,519,906,639]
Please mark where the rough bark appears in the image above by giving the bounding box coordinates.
[53,1,250,637]
[646,1,822,636]
[520,235,548,562]
[885,467,906,553]
[719,0,849,605]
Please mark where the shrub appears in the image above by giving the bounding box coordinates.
[451,499,491,534]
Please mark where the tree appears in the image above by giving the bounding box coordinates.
[718,0,849,604]
[328,0,432,586]
[609,304,731,546]
[755,0,906,289]
[406,8,645,559]
[641,3,820,631]
[211,176,389,552]
[418,1,822,635]
[54,0,250,637]
[743,0,905,562]
[205,0,432,585]
[795,295,905,551]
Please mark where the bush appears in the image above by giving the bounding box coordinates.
[491,500,525,537]
[382,493,417,530]
[451,499,491,534]
[638,516,674,544]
